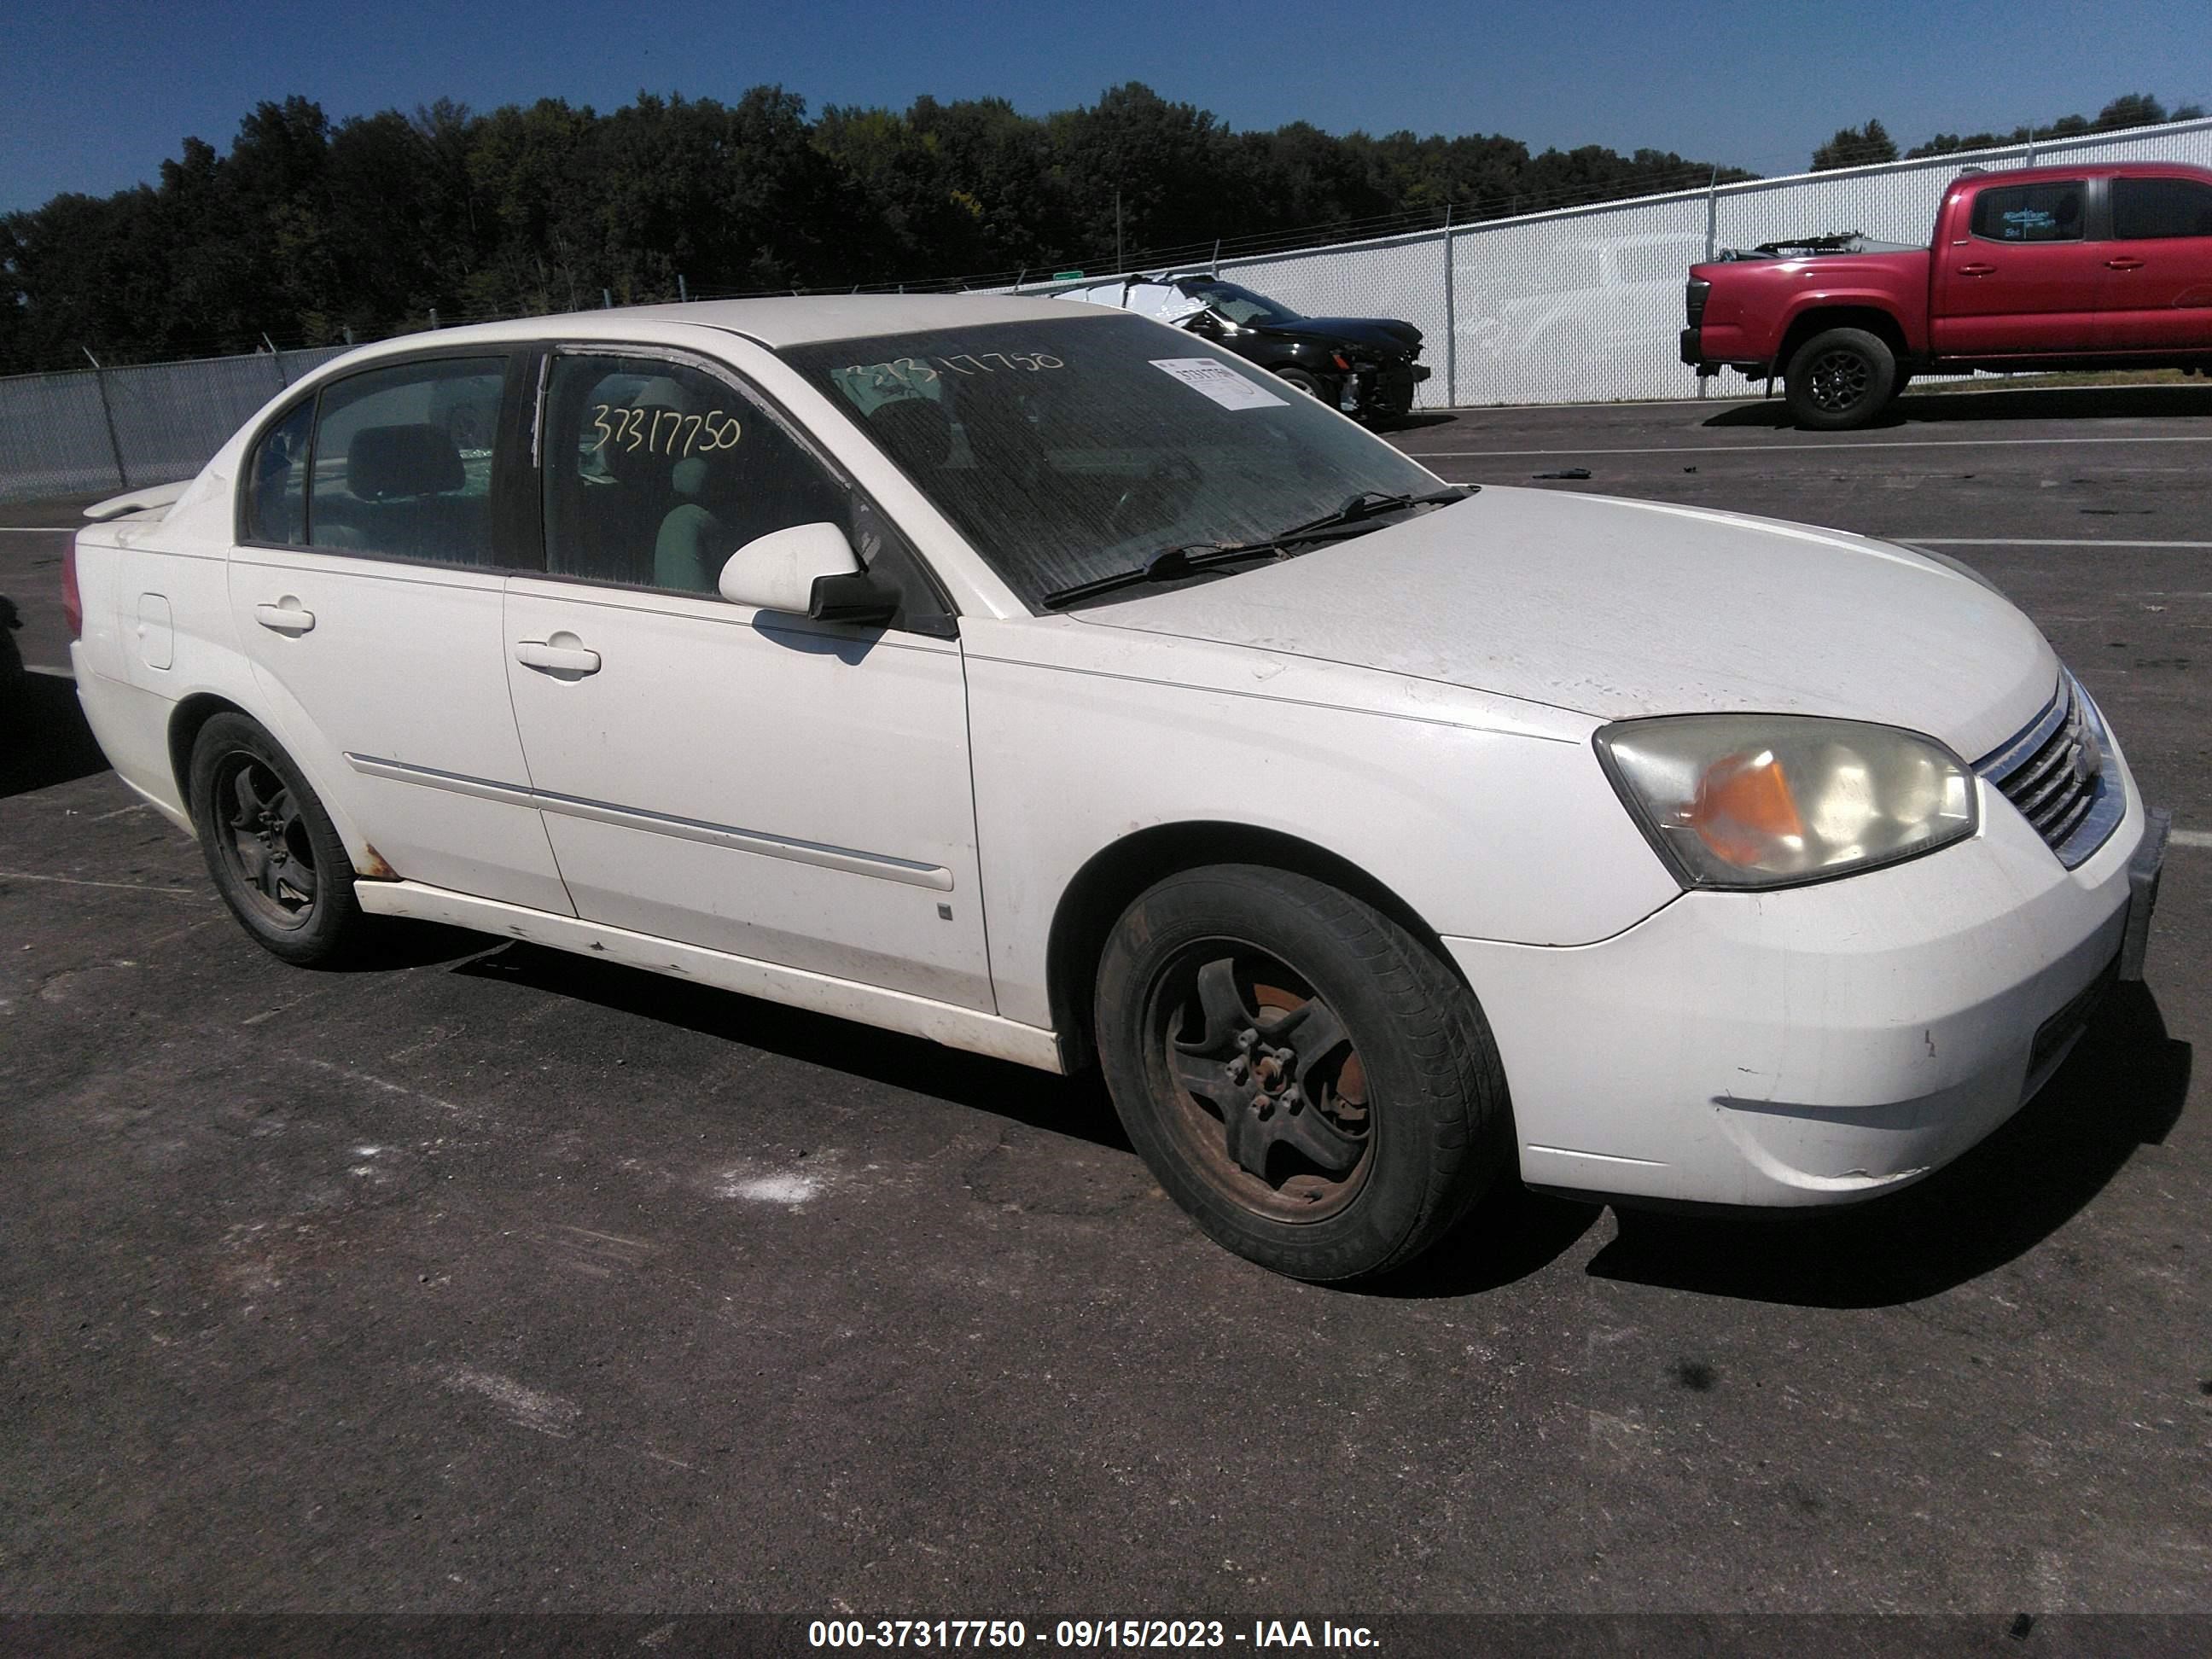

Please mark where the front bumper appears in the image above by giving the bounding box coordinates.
[1358,359,1426,413]
[1447,759,2155,1208]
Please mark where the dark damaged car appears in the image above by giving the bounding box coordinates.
[1052,274,1430,420]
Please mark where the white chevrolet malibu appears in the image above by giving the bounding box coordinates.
[66,295,2167,1281]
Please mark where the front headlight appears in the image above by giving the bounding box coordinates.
[1595,715,1977,889]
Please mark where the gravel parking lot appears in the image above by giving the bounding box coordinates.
[3,385,2207,1640]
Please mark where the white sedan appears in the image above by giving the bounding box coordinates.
[65,295,2167,1281]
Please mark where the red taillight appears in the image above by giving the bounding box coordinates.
[62,534,84,639]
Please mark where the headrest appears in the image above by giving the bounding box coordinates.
[633,375,690,412]
[348,423,463,500]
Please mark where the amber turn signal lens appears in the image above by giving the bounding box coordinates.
[1690,749,1805,866]
[1594,714,1977,890]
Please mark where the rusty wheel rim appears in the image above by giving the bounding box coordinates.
[1146,941,1373,1223]
[211,751,318,930]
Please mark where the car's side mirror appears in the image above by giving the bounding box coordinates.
[718,522,862,614]
[717,521,903,628]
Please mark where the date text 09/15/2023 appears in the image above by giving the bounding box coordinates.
[806,1619,1379,1649]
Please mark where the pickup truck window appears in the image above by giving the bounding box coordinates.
[2113,178,2212,240]
[1969,182,2085,243]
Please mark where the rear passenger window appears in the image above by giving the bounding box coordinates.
[541,354,847,597]
[1969,182,2086,242]
[306,358,507,565]
[2113,178,2212,240]
[244,399,312,544]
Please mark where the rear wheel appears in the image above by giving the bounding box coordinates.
[189,713,367,966]
[1784,327,1898,430]
[1093,864,1510,1282]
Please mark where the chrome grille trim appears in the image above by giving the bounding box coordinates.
[1974,671,2123,870]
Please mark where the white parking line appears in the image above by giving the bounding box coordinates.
[1407,434,2212,459]
[0,870,202,895]
[1902,538,2212,549]
[2174,830,2212,851]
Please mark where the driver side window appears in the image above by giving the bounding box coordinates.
[540,353,847,597]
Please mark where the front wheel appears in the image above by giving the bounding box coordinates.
[189,712,368,966]
[1272,365,1338,406]
[1093,865,1511,1282]
[1784,327,1898,430]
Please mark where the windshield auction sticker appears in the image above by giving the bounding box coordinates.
[1150,358,1288,410]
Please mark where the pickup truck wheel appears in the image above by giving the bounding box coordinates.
[1784,328,1897,430]
[189,712,367,967]
[1093,864,1510,1282]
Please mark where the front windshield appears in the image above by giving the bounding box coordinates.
[1184,281,1301,326]
[783,314,1441,608]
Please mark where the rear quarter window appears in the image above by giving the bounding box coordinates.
[243,399,313,544]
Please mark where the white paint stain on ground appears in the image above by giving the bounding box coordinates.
[443,1366,580,1438]
[717,1170,824,1205]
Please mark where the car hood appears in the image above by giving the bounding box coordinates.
[1253,317,1423,355]
[1074,486,2057,763]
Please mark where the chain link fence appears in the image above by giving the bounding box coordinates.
[0,345,348,504]
[5,116,2209,503]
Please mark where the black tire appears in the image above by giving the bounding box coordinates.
[1093,864,1511,1282]
[189,712,367,967]
[1272,365,1337,405]
[1784,326,1897,430]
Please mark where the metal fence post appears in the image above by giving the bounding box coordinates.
[261,332,288,387]
[82,347,129,492]
[1441,204,1456,410]
[1700,168,1719,400]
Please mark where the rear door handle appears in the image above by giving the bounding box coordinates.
[253,600,315,635]
[514,638,602,676]
[1957,262,1996,276]
[2104,257,2145,271]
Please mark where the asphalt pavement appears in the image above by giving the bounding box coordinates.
[3,385,2208,1638]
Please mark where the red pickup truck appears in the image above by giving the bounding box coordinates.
[1681,161,2212,428]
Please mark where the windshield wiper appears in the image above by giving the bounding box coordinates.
[1038,488,1473,611]
[1264,486,1472,541]
[1039,540,1301,610]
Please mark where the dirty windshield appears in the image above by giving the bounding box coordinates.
[784,314,1441,608]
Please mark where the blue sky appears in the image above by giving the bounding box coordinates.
[4,0,2208,213]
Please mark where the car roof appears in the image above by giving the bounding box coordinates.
[327,293,1114,364]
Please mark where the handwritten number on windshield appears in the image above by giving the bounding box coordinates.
[841,352,1065,390]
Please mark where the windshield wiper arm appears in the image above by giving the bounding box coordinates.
[1038,488,1474,611]
[1264,486,1472,542]
[1039,540,1294,610]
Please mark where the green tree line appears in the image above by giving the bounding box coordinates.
[1812,92,2203,171]
[0,83,1749,373]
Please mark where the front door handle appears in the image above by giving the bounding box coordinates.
[1956,262,1996,276]
[514,637,602,676]
[2104,257,2145,271]
[253,600,315,635]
